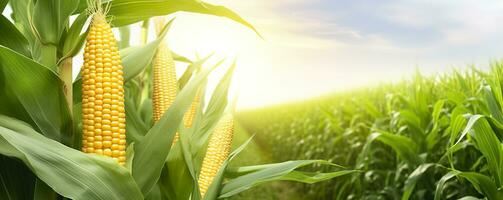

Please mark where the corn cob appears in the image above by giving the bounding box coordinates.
[151,17,182,145]
[152,42,178,122]
[183,89,201,128]
[152,17,178,122]
[198,114,234,196]
[81,8,127,166]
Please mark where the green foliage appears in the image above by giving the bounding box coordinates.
[0,15,30,56]
[0,115,143,200]
[0,46,72,145]
[238,65,503,199]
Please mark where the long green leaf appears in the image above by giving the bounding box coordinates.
[62,12,89,58]
[220,160,355,198]
[172,51,193,63]
[106,0,259,36]
[9,0,35,43]
[0,115,143,200]
[469,116,503,186]
[456,171,503,200]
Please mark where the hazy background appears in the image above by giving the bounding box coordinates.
[5,1,503,109]
[169,0,503,109]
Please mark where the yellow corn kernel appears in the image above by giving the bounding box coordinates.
[198,114,234,197]
[81,10,126,166]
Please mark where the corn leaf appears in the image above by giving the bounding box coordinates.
[178,54,212,89]
[0,0,7,12]
[0,46,72,145]
[220,160,356,198]
[172,51,193,63]
[455,171,503,200]
[125,98,148,143]
[469,116,503,186]
[458,197,484,200]
[164,135,196,200]
[401,163,439,200]
[0,156,36,200]
[434,171,457,200]
[32,0,79,44]
[30,0,79,67]
[62,13,89,58]
[33,179,56,200]
[483,86,503,124]
[9,0,35,43]
[359,131,421,168]
[0,115,143,200]
[194,61,235,146]
[0,15,30,57]
[105,0,259,36]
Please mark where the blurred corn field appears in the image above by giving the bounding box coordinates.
[238,66,503,199]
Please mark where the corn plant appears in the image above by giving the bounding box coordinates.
[0,0,354,199]
[239,66,503,199]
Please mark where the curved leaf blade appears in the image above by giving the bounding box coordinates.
[220,160,355,198]
[0,15,30,56]
[106,0,260,36]
[0,115,143,200]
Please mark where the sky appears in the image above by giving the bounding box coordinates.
[166,0,503,109]
[5,1,503,109]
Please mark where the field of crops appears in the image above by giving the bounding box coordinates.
[238,66,503,199]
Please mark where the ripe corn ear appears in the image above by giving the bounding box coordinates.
[152,17,180,144]
[198,114,234,196]
[81,10,127,166]
[152,42,178,122]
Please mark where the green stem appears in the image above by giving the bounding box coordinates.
[37,44,58,68]
[140,19,150,45]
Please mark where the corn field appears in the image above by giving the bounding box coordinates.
[238,66,503,199]
[0,0,351,199]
